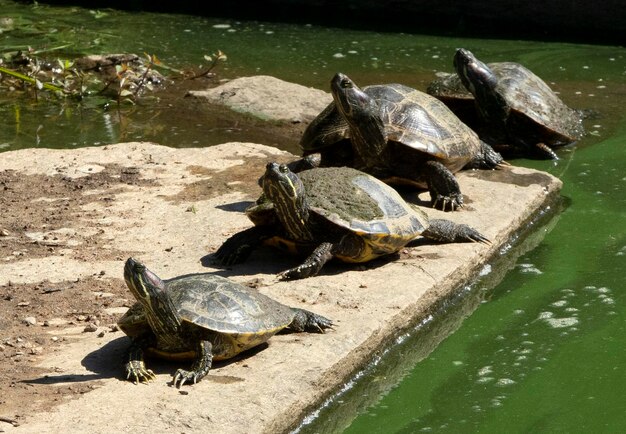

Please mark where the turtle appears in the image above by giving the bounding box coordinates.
[427,48,585,160]
[298,72,505,211]
[215,163,489,280]
[118,257,332,387]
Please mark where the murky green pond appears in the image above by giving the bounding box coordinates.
[1,1,625,432]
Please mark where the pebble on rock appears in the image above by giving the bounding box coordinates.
[23,317,37,326]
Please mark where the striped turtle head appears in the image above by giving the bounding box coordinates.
[123,258,181,334]
[262,163,313,241]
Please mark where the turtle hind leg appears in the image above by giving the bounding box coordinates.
[288,309,333,333]
[279,242,334,280]
[173,340,213,388]
[423,160,463,211]
[535,142,559,160]
[422,219,490,244]
[465,141,507,169]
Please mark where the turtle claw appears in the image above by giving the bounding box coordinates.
[472,231,492,245]
[278,262,317,281]
[125,361,156,384]
[278,267,310,281]
[432,195,463,212]
[173,369,199,388]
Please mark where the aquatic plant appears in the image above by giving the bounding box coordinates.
[0,48,227,106]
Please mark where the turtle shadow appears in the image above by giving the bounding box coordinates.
[201,246,301,277]
[22,336,264,387]
[215,200,255,213]
[21,337,128,385]
[203,247,402,282]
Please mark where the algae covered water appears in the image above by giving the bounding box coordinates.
[1,1,625,432]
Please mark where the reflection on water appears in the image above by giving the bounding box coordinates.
[1,1,626,432]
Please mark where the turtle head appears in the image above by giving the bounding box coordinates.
[453,48,508,123]
[123,258,181,333]
[262,162,305,204]
[454,48,497,95]
[262,163,313,241]
[124,257,165,302]
[330,72,386,166]
[331,73,376,121]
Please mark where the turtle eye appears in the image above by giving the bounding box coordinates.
[341,78,352,89]
[279,164,289,173]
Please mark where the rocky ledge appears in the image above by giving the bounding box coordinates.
[0,141,561,433]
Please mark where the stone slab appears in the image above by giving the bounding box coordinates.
[0,142,561,433]
[187,75,332,123]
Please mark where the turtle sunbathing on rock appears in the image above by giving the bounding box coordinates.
[427,48,585,159]
[297,72,505,211]
[119,257,332,387]
[215,163,489,280]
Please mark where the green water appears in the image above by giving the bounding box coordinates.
[1,2,625,432]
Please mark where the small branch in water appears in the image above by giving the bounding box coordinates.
[0,65,64,93]
[188,50,227,80]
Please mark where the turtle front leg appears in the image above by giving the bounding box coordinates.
[423,160,463,211]
[173,340,213,388]
[125,336,157,384]
[279,242,334,280]
[422,219,490,244]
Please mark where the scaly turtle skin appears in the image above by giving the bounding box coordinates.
[427,48,585,160]
[299,72,504,211]
[215,163,489,280]
[119,258,332,387]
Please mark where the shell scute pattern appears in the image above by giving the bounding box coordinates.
[299,167,427,241]
[167,275,294,334]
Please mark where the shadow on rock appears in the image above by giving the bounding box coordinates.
[201,246,399,282]
[216,200,255,213]
[24,334,268,387]
[22,337,128,385]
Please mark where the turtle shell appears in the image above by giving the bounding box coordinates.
[249,166,430,262]
[428,62,584,145]
[118,274,296,360]
[301,83,484,174]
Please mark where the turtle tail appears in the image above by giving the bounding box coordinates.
[288,309,333,333]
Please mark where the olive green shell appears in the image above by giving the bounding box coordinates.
[301,83,484,174]
[118,274,295,358]
[427,62,584,143]
[248,167,430,261]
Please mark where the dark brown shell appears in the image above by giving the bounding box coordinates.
[427,62,585,143]
[301,83,484,172]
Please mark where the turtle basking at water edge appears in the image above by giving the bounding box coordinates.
[298,72,505,211]
[119,257,332,387]
[427,48,585,159]
[215,163,489,280]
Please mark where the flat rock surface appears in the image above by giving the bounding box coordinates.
[0,142,561,433]
[187,75,332,123]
